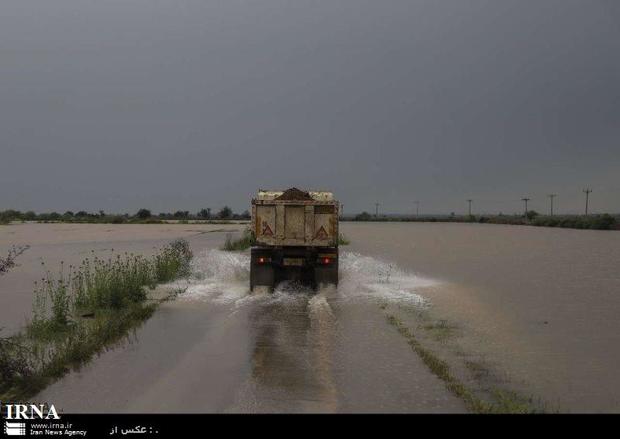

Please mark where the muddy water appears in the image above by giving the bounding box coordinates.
[343,222,620,413]
[0,223,243,333]
[3,223,463,413]
[4,222,620,412]
[34,247,463,413]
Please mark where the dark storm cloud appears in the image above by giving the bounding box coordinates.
[1,0,619,215]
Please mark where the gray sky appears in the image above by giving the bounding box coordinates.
[1,0,619,215]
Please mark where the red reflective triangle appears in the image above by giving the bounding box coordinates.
[262,223,273,236]
[314,226,328,240]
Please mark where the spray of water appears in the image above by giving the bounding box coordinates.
[179,249,435,308]
[180,249,250,305]
[338,252,433,306]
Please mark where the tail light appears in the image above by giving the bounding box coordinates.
[318,256,334,265]
[257,256,271,264]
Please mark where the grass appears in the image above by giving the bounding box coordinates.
[385,313,540,413]
[338,233,350,245]
[221,229,255,251]
[464,360,490,380]
[0,239,192,401]
[423,319,456,343]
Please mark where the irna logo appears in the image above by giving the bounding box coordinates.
[1,403,60,420]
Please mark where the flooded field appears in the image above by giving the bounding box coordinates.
[2,222,620,412]
[344,222,620,412]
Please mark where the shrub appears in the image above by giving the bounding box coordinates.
[30,239,193,333]
[154,239,193,282]
[108,215,126,224]
[525,210,539,221]
[222,229,255,251]
[354,211,373,221]
[590,214,616,230]
[136,209,152,219]
[173,210,189,219]
[0,334,34,388]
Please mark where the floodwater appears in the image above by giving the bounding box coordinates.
[344,222,620,412]
[0,223,242,334]
[2,222,620,412]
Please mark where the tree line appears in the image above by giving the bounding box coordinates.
[350,211,617,230]
[0,206,250,224]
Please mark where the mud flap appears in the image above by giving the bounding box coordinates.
[250,250,275,292]
[314,260,338,289]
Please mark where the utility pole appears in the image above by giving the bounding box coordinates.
[548,194,557,216]
[375,202,379,218]
[340,203,344,220]
[467,199,473,217]
[414,201,420,217]
[583,188,592,216]
[521,198,530,217]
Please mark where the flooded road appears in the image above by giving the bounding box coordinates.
[33,246,463,413]
[3,222,620,412]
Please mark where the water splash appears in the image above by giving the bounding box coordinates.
[180,249,250,305]
[338,252,434,306]
[180,249,434,307]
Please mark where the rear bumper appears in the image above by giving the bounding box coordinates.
[250,246,339,290]
[251,246,337,268]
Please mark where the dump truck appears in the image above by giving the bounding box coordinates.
[250,187,339,291]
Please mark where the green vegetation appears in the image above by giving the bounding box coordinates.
[354,211,374,221]
[217,206,233,220]
[350,212,618,231]
[530,213,616,230]
[136,208,152,220]
[0,207,251,225]
[423,319,456,344]
[385,313,540,413]
[221,229,256,251]
[198,208,212,219]
[464,360,490,381]
[0,239,192,401]
[338,233,350,245]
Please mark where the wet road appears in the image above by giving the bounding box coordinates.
[34,241,464,413]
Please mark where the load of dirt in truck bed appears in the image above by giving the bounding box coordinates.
[275,188,314,201]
